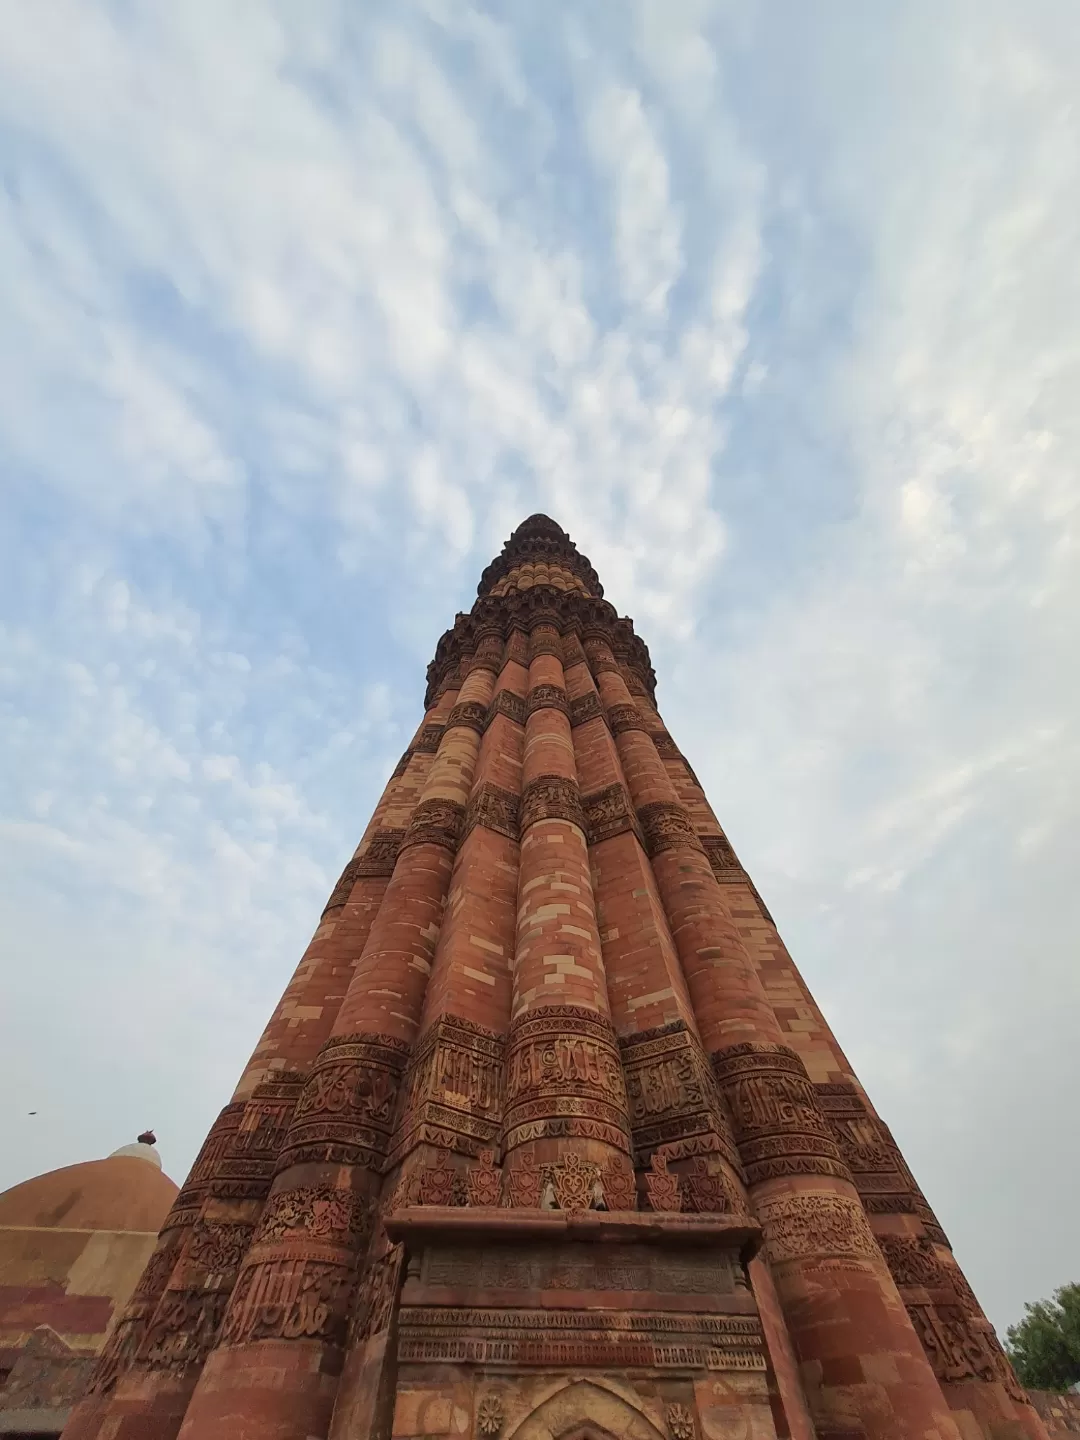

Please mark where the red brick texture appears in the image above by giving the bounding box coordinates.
[62,516,1040,1440]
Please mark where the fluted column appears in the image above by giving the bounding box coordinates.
[585,634,962,1440]
[327,637,523,1440]
[62,693,456,1440]
[634,675,1045,1440]
[172,668,494,1440]
[501,621,632,1192]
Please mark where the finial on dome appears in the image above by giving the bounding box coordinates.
[137,1130,157,1146]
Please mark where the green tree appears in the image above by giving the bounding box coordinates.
[1005,1283,1080,1392]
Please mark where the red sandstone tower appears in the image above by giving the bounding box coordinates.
[64,517,1044,1440]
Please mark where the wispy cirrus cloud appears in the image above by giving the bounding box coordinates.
[0,0,1077,1334]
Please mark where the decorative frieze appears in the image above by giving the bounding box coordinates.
[637,802,705,859]
[526,683,570,718]
[503,1005,631,1154]
[400,798,466,854]
[219,1255,356,1349]
[464,782,521,843]
[278,1032,410,1172]
[446,700,488,734]
[581,782,643,848]
[607,702,648,735]
[387,1015,505,1167]
[354,828,406,879]
[569,691,606,729]
[756,1192,880,1266]
[414,723,445,754]
[620,1021,740,1173]
[520,774,586,833]
[485,689,527,729]
[712,1043,851,1185]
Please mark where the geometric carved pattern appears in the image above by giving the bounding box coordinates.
[712,1043,852,1185]
[756,1192,880,1266]
[278,1033,411,1171]
[504,1006,631,1154]
[388,1015,505,1168]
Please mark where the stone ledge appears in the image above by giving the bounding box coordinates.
[386,1206,762,1259]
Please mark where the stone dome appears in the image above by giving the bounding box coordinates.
[0,1138,178,1233]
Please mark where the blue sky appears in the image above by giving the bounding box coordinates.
[1,0,1077,1336]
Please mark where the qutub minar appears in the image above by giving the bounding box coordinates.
[65,517,1043,1440]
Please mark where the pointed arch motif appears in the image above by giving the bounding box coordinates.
[507,1378,667,1440]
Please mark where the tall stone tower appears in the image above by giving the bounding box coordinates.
[64,517,1042,1440]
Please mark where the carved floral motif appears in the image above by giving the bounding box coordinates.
[644,1152,681,1212]
[667,1403,697,1440]
[466,1148,503,1207]
[756,1193,879,1266]
[477,1393,505,1436]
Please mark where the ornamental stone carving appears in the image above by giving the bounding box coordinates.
[712,1042,851,1185]
[465,782,521,843]
[400,797,467,854]
[503,1006,630,1154]
[581,782,643,847]
[644,1152,681,1212]
[756,1192,880,1266]
[520,774,586,833]
[637,801,705,858]
[388,1014,504,1167]
[279,1033,410,1172]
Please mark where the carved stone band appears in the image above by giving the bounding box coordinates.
[464,782,521,844]
[637,801,705,859]
[446,700,488,734]
[520,774,586,834]
[528,625,563,660]
[485,689,527,729]
[755,1191,879,1267]
[711,1043,851,1186]
[701,834,742,879]
[392,749,412,778]
[400,798,466,855]
[503,1005,631,1155]
[569,691,605,729]
[414,723,445,754]
[607,702,649,735]
[581,783,642,848]
[619,1019,741,1176]
[387,1014,505,1169]
[278,1032,411,1173]
[816,1081,949,1246]
[651,731,681,758]
[354,828,406,879]
[526,683,570,718]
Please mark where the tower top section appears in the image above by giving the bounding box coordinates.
[425,514,655,707]
[477,513,603,600]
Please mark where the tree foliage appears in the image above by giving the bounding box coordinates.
[1005,1283,1080,1392]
